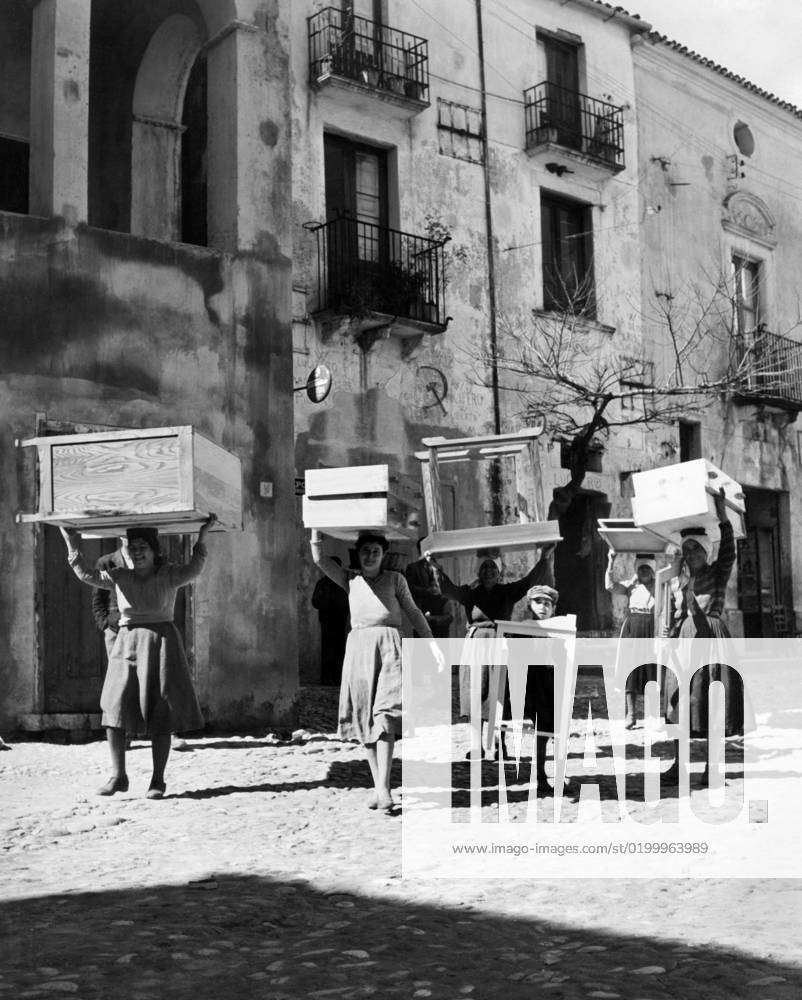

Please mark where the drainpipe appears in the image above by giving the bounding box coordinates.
[475,0,500,436]
[475,0,503,522]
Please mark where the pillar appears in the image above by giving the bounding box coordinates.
[28,0,91,222]
[205,14,292,257]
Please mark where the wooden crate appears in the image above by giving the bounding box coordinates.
[631,459,745,542]
[17,426,242,536]
[596,518,671,554]
[421,521,562,557]
[302,465,417,542]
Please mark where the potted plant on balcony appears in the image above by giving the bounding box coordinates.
[383,72,406,95]
[379,259,429,318]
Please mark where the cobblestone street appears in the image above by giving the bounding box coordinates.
[2,693,802,1000]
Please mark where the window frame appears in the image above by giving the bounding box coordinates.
[540,191,595,317]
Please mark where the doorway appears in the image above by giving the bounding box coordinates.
[540,33,581,149]
[738,487,793,637]
[553,490,612,633]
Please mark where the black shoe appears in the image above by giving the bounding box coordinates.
[146,780,166,800]
[561,778,581,802]
[97,775,129,796]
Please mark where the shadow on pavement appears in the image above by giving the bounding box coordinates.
[170,758,384,800]
[2,873,801,1000]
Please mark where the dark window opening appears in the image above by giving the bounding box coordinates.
[679,420,702,462]
[181,53,207,247]
[733,253,761,335]
[0,135,29,214]
[541,192,594,316]
[539,33,581,150]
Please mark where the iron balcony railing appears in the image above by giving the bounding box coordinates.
[735,328,802,408]
[308,7,429,102]
[310,216,448,328]
[524,81,625,170]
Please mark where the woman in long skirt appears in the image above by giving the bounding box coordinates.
[606,551,656,728]
[60,516,215,798]
[311,529,441,814]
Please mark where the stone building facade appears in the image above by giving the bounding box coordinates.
[632,32,802,638]
[292,1,802,677]
[2,0,801,728]
[0,0,297,731]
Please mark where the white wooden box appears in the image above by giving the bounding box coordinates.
[631,459,745,542]
[421,521,562,557]
[17,426,242,536]
[303,465,417,542]
[596,518,671,554]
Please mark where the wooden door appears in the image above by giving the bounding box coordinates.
[738,488,785,637]
[544,38,580,149]
[42,526,115,712]
[323,134,388,306]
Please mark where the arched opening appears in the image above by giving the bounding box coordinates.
[180,51,207,246]
[88,1,207,240]
[0,0,32,214]
[131,13,205,242]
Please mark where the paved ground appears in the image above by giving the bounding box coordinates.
[1,689,801,1000]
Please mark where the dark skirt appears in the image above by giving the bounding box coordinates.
[100,623,204,735]
[524,665,555,735]
[662,613,744,737]
[619,612,657,695]
[338,626,402,744]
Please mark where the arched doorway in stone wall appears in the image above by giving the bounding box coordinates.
[88,1,208,243]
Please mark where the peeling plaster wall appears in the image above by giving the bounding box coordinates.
[0,216,296,730]
[291,0,646,670]
[634,39,802,633]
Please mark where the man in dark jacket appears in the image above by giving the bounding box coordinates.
[405,543,453,638]
[311,557,350,685]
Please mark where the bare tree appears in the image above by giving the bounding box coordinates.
[474,264,802,479]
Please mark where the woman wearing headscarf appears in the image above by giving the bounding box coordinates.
[605,551,657,729]
[311,529,442,814]
[426,546,555,758]
[59,516,215,798]
[661,488,744,783]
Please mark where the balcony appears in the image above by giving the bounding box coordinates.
[733,329,802,411]
[309,217,449,338]
[524,82,625,177]
[308,8,430,119]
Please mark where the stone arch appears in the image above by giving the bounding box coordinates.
[130,14,205,241]
[195,0,258,37]
[722,191,777,249]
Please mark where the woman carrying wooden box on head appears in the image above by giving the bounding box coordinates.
[661,488,745,784]
[59,514,216,798]
[310,529,444,814]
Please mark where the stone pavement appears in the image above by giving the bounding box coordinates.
[1,695,802,1000]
